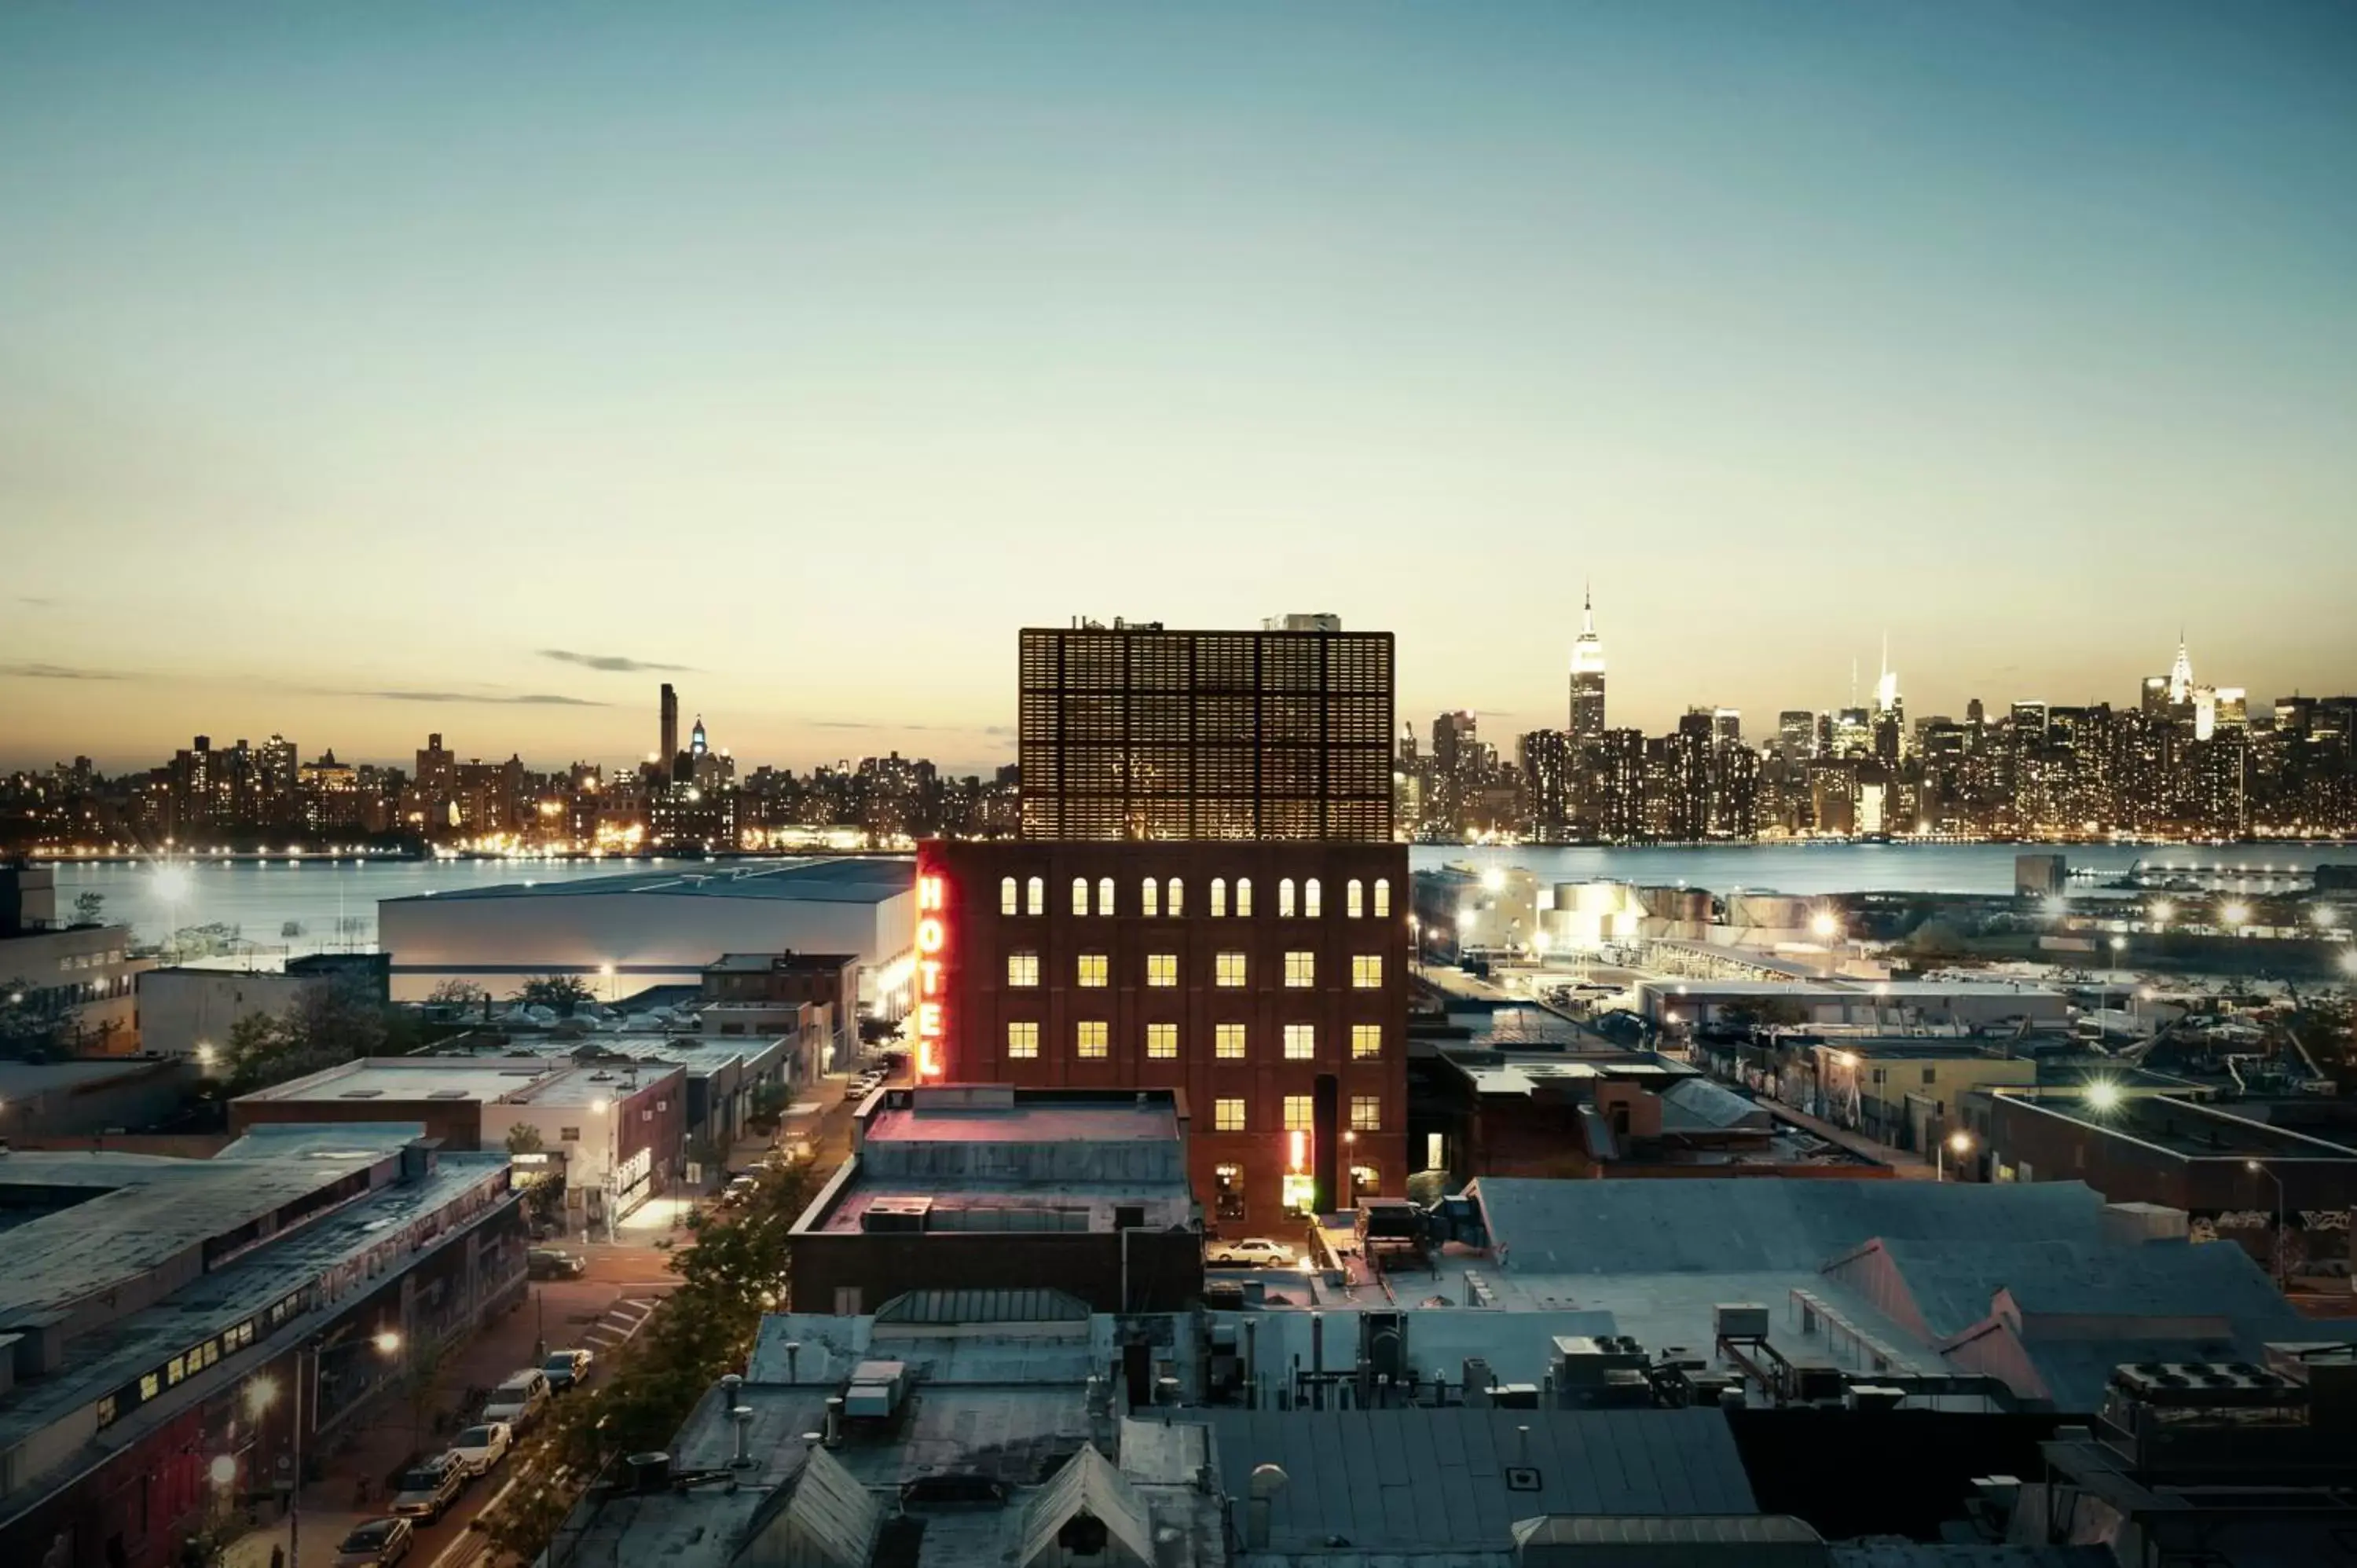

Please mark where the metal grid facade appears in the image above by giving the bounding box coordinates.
[1018,627,1395,841]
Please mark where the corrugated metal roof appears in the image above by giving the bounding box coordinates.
[874,1288,1092,1324]
[1018,1445,1153,1568]
[778,1443,880,1568]
[1191,1409,1756,1551]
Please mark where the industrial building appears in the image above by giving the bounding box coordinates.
[1,865,140,1051]
[135,952,389,1068]
[376,856,915,1009]
[0,1126,523,1568]
[1635,977,2070,1033]
[0,1057,192,1142]
[788,1085,1202,1315]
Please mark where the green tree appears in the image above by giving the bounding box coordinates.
[1721,995,1809,1033]
[220,976,391,1092]
[1,978,64,1057]
[427,977,489,1010]
[71,891,106,926]
[505,1123,547,1157]
[515,974,596,1017]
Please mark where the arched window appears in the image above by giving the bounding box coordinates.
[1027,876,1045,916]
[1346,879,1364,918]
[1210,878,1227,918]
[1167,878,1184,917]
[1141,878,1159,918]
[1373,877,1391,918]
[1000,877,1018,916]
[1277,878,1296,918]
[1072,877,1090,917]
[1236,877,1254,917]
[1304,878,1323,918]
[1097,876,1115,916]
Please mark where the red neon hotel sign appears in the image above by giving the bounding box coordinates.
[914,852,948,1078]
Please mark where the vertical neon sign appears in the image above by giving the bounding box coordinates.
[914,854,948,1078]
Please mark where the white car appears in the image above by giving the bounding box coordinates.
[449,1420,512,1477]
[481,1368,551,1431]
[1205,1236,1294,1268]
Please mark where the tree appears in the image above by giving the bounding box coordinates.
[71,891,106,926]
[515,974,596,1017]
[427,978,489,1012]
[1,978,64,1057]
[1721,995,1809,1033]
[220,976,391,1092]
[505,1123,547,1157]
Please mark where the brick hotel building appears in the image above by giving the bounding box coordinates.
[915,618,1409,1231]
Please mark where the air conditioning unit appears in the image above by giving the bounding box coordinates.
[860,1197,933,1234]
[1714,1303,1771,1341]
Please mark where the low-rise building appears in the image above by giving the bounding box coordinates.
[702,950,862,1073]
[2,866,140,1053]
[0,1057,192,1141]
[1813,1041,2044,1151]
[1638,976,2069,1032]
[135,954,388,1069]
[789,1085,1202,1315]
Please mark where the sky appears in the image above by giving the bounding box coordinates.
[5,2,2355,775]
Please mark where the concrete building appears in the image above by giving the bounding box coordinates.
[230,1057,685,1229]
[0,1057,192,1142]
[1636,977,2069,1033]
[134,954,390,1069]
[0,1127,523,1568]
[2,866,140,1052]
[376,856,915,1009]
[1812,1041,2046,1152]
[789,1085,1202,1316]
[702,950,862,1074]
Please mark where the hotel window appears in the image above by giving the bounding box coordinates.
[1098,876,1115,914]
[1236,877,1253,916]
[1141,878,1159,917]
[1027,876,1046,915]
[1215,952,1247,987]
[1167,877,1184,916]
[1282,1095,1314,1131]
[1007,1020,1039,1058]
[1215,1022,1246,1059]
[1007,953,1039,987]
[1284,951,1315,987]
[1278,878,1296,918]
[1000,876,1018,915]
[1373,878,1391,917]
[1214,1097,1246,1133]
[1076,1020,1109,1058]
[1283,1023,1315,1060]
[1305,878,1322,918]
[1352,954,1383,988]
[1146,953,1178,987]
[1346,879,1364,918]
[1072,877,1090,916]
[1146,1022,1178,1059]
[1351,1024,1382,1060]
[1077,953,1109,987]
[1351,1096,1382,1131]
[1210,877,1226,918]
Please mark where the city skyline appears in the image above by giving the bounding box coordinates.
[6,4,2357,768]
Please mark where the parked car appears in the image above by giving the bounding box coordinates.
[1204,1236,1295,1268]
[388,1453,466,1522]
[720,1175,760,1207]
[526,1247,586,1280]
[448,1421,512,1478]
[842,1076,878,1101]
[481,1368,552,1430]
[334,1518,415,1568]
[542,1348,595,1392]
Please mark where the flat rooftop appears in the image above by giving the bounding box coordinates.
[0,1057,182,1100]
[236,1057,562,1103]
[424,1030,797,1076]
[863,1088,1181,1145]
[383,856,912,906]
[2008,1095,2357,1160]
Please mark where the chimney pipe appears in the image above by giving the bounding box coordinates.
[1310,1312,1324,1377]
[731,1405,755,1468]
[823,1395,844,1448]
[1243,1319,1259,1408]
[1246,1464,1288,1550]
[1377,1373,1392,1409]
[784,1342,801,1383]
[1516,1424,1530,1467]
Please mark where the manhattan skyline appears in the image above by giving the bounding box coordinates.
[6,3,2357,768]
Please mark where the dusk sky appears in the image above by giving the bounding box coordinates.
[5,2,2355,775]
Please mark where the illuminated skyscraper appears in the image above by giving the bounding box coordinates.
[1568,584,1607,738]
[2167,636,2195,707]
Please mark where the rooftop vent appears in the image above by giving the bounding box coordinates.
[427,1089,470,1101]
[339,1089,383,1099]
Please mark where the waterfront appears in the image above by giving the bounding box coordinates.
[44,842,2353,952]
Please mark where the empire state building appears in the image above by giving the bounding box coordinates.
[1570,586,1607,738]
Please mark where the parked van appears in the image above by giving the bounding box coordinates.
[481,1368,551,1431]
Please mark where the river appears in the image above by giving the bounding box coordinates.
[42,843,2350,953]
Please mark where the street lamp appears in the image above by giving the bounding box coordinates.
[2084,1079,2121,1114]
[2245,1160,2287,1288]
[2221,901,2250,929]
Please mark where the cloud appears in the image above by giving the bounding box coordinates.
[2,661,120,680]
[343,690,610,706]
[16,597,58,608]
[540,649,691,674]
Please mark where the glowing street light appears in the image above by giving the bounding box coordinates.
[1937,1130,1973,1181]
[1481,866,1505,893]
[208,1454,238,1489]
[2315,905,2340,929]
[373,1329,403,1357]
[1810,910,1840,940]
[244,1376,280,1418]
[2148,900,2174,927]
[2221,902,2250,928]
[2084,1079,2121,1114]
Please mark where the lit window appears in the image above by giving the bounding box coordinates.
[141,1372,159,1401]
[1284,1023,1315,1060]
[1236,878,1253,916]
[1278,878,1296,918]
[1351,1024,1382,1060]
[1215,952,1247,987]
[1351,954,1383,989]
[96,1395,118,1429]
[1351,1096,1382,1132]
[1098,876,1115,915]
[1076,1020,1109,1058]
[1146,953,1177,987]
[1214,1163,1245,1221]
[1215,1023,1246,1059]
[1027,877,1045,915]
[1347,879,1364,918]
[1285,951,1315,987]
[1007,952,1039,987]
[1007,1021,1039,1059]
[1141,878,1159,918]
[1077,953,1109,987]
[1167,878,1184,916]
[1072,877,1089,916]
[1000,876,1017,915]
[1350,1163,1380,1195]
[1373,878,1391,918]
[1305,878,1322,918]
[1146,1022,1178,1059]
[1214,1098,1246,1133]
[1210,877,1226,918]
[1283,1095,1314,1131]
